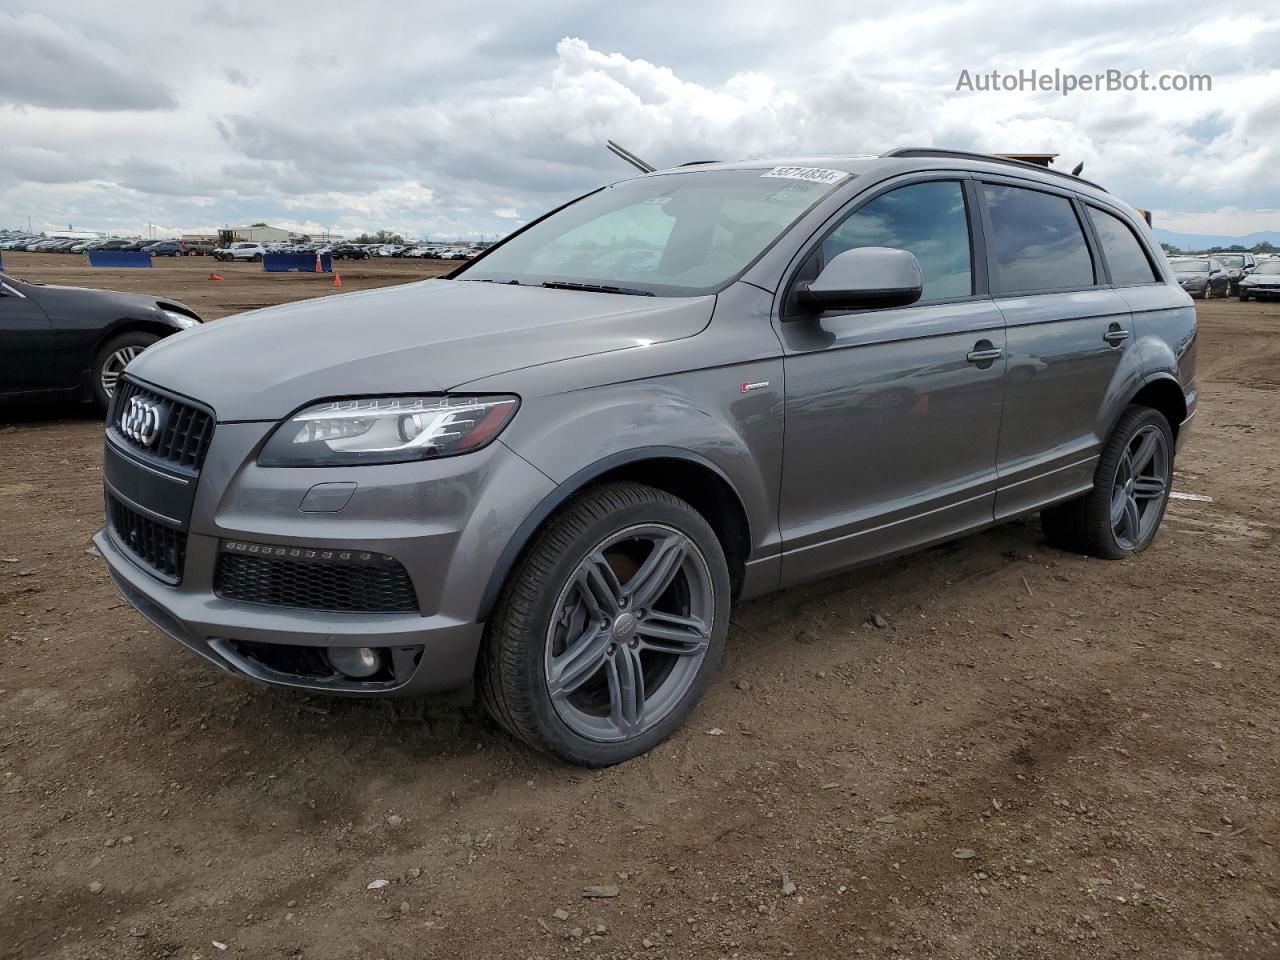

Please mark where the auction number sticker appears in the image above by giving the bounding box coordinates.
[761,166,849,185]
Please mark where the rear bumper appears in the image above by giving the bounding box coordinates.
[1176,391,1197,454]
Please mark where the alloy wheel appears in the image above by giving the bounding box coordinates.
[1110,424,1170,550]
[100,346,143,398]
[544,523,714,742]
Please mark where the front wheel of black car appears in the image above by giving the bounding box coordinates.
[92,330,160,413]
[1041,404,1174,559]
[480,482,730,766]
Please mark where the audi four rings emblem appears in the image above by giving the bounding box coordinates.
[120,397,164,446]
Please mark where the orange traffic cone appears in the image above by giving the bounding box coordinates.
[333,273,342,288]
[208,273,224,281]
[314,251,323,273]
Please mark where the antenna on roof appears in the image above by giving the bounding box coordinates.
[1071,161,1085,177]
[606,140,656,174]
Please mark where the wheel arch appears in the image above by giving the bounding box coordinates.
[1128,374,1187,440]
[476,447,752,623]
[93,319,177,359]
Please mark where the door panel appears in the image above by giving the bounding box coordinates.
[992,288,1134,517]
[0,286,55,395]
[778,299,1006,585]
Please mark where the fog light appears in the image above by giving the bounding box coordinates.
[328,646,381,678]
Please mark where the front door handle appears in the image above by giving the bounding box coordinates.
[1103,323,1130,345]
[966,342,1003,364]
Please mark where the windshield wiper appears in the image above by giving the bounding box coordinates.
[540,281,655,297]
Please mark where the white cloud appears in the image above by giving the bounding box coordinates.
[0,0,1276,240]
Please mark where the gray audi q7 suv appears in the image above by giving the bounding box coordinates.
[95,149,1197,766]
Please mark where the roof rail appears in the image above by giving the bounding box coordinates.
[882,147,1108,193]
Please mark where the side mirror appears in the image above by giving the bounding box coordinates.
[796,246,923,312]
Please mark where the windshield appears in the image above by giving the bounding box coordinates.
[1171,259,1209,272]
[1217,255,1245,267]
[457,168,851,297]
[1254,261,1280,275]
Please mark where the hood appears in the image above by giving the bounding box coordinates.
[24,281,195,320]
[128,278,715,421]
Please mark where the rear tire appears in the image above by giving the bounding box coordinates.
[91,330,160,414]
[1040,404,1175,559]
[479,482,730,766]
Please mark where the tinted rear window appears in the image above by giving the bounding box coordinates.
[1087,206,1159,285]
[982,184,1095,294]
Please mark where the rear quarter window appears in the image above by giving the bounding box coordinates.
[1087,206,1159,285]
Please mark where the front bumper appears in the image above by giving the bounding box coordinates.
[1241,284,1280,298]
[97,421,554,696]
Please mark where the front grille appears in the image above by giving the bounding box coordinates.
[107,495,187,582]
[213,543,419,613]
[109,379,214,471]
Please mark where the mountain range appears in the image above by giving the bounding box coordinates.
[1152,228,1280,252]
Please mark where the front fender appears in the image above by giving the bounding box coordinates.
[502,376,783,554]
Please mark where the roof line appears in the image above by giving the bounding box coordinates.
[882,147,1108,193]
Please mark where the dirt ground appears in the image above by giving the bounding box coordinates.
[2,252,1277,960]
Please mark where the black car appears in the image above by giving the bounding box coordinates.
[0,272,202,412]
[143,240,188,257]
[1169,257,1231,299]
[94,239,139,252]
[326,243,371,260]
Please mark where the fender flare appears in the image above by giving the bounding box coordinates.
[475,445,748,623]
[1117,371,1187,433]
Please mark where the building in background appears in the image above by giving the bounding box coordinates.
[220,224,294,244]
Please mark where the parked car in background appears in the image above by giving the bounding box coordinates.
[0,271,202,411]
[143,240,188,257]
[1169,257,1230,298]
[93,150,1196,766]
[1213,253,1256,294]
[327,243,371,260]
[213,242,267,262]
[1239,259,1280,301]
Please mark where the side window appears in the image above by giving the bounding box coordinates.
[982,184,1095,293]
[1087,206,1158,285]
[820,180,973,302]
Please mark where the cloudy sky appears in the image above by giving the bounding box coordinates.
[2,0,1277,241]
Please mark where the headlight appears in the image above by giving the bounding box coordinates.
[162,308,200,329]
[258,395,520,466]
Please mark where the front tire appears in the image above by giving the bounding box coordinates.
[91,330,160,413]
[1041,405,1174,559]
[479,482,730,766]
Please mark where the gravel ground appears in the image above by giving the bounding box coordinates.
[2,253,1277,959]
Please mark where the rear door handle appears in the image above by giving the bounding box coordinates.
[1103,324,1130,345]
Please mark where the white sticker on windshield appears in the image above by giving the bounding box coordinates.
[761,166,850,185]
